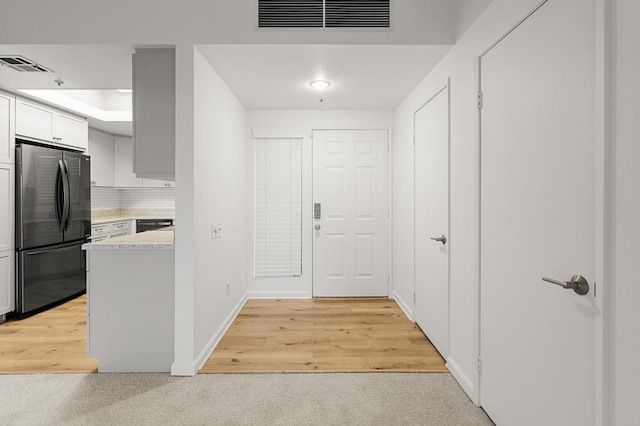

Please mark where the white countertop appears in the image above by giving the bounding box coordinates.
[83,229,175,250]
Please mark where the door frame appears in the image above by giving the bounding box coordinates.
[412,79,451,339]
[475,0,612,421]
[311,128,393,298]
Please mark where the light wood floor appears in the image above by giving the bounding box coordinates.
[0,295,98,374]
[201,298,448,373]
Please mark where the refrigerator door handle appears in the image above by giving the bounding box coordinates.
[56,160,65,228]
[61,159,71,231]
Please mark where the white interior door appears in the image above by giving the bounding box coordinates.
[480,1,596,425]
[414,86,450,358]
[312,130,389,297]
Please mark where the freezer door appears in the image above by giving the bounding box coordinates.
[16,241,86,315]
[16,143,64,249]
[63,152,91,242]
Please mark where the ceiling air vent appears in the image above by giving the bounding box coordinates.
[325,0,390,28]
[259,0,324,28]
[258,0,390,28]
[0,56,53,72]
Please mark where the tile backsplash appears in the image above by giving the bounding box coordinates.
[92,187,175,211]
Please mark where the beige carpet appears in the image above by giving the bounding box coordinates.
[0,373,493,425]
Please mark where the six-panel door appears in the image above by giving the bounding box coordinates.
[312,130,389,297]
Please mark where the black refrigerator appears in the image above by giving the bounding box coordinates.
[15,140,91,318]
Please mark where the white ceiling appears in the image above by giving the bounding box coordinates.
[198,44,453,110]
[0,0,492,128]
[0,45,134,135]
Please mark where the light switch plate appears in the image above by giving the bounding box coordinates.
[211,223,222,240]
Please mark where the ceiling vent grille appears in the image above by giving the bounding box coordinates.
[0,56,53,73]
[325,0,390,28]
[259,0,324,28]
[258,0,390,28]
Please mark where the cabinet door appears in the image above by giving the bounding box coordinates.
[133,48,175,179]
[88,129,115,187]
[56,112,88,151]
[0,91,15,164]
[114,136,143,187]
[0,164,14,252]
[0,250,15,315]
[142,179,165,188]
[16,98,54,142]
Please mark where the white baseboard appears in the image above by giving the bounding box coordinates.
[193,291,249,373]
[391,290,414,322]
[446,356,478,405]
[246,290,311,299]
[170,292,249,376]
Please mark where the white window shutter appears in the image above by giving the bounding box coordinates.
[254,138,302,278]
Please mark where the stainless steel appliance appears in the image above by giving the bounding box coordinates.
[136,219,173,233]
[15,140,91,318]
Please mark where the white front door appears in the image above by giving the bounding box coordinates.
[480,0,596,425]
[312,130,389,297]
[414,85,450,358]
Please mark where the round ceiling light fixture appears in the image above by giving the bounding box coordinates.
[309,80,331,90]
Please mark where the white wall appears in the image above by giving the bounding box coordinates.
[172,46,249,375]
[613,1,640,424]
[392,0,571,402]
[191,47,248,367]
[246,110,394,298]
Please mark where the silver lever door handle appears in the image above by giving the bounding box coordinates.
[542,275,589,296]
[430,235,447,245]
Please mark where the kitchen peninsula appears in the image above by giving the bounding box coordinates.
[82,229,174,372]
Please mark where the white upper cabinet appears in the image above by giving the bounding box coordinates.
[142,179,175,188]
[15,98,53,142]
[56,112,88,150]
[133,48,175,180]
[114,136,143,188]
[88,128,115,187]
[0,91,15,165]
[15,97,88,151]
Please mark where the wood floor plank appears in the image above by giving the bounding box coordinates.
[201,298,448,374]
[0,295,98,374]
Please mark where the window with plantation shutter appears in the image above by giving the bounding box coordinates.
[254,138,302,278]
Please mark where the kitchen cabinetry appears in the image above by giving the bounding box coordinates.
[88,129,115,187]
[133,48,175,180]
[0,163,14,317]
[0,91,14,318]
[0,250,14,317]
[85,243,174,372]
[0,91,15,164]
[142,179,175,188]
[114,136,174,188]
[15,97,88,151]
[0,164,14,253]
[91,220,134,242]
[114,136,143,188]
